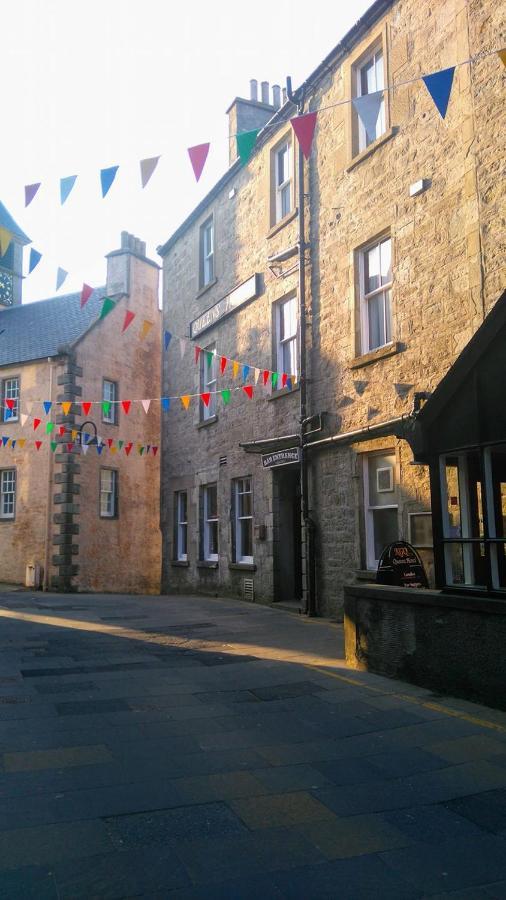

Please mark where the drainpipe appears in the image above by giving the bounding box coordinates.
[287,76,315,617]
[43,358,55,591]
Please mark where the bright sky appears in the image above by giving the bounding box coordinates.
[2,0,372,303]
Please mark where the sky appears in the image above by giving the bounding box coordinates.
[2,0,373,303]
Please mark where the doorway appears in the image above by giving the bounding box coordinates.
[273,467,302,603]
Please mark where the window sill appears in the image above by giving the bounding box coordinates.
[198,415,218,429]
[355,569,377,582]
[267,209,298,239]
[268,383,299,402]
[197,560,219,569]
[346,126,398,173]
[349,341,402,369]
[196,278,217,300]
[171,559,189,567]
[229,562,257,572]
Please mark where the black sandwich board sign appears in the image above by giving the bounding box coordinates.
[262,447,301,469]
[376,540,429,589]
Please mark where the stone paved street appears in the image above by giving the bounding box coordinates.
[0,591,506,898]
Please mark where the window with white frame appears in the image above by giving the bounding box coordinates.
[102,379,118,424]
[202,483,219,561]
[355,45,386,152]
[175,491,188,561]
[200,344,217,420]
[363,452,398,569]
[274,140,292,223]
[359,235,392,354]
[276,295,298,377]
[99,468,118,518]
[199,216,214,288]
[3,377,19,422]
[0,469,16,519]
[233,477,253,564]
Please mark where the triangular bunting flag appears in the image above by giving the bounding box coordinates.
[0,227,12,257]
[221,389,231,405]
[352,91,384,143]
[56,267,68,291]
[180,395,191,410]
[10,440,16,450]
[286,377,292,391]
[122,400,131,415]
[262,370,269,386]
[18,438,26,449]
[220,356,227,375]
[28,248,42,274]
[232,360,240,379]
[140,156,160,188]
[195,346,202,364]
[290,111,318,159]
[43,401,52,415]
[33,418,41,430]
[60,175,77,205]
[81,443,89,455]
[271,372,279,389]
[243,385,253,399]
[107,438,113,448]
[200,393,211,407]
[125,442,133,456]
[67,443,74,452]
[139,446,145,456]
[498,49,506,67]
[82,401,92,416]
[71,430,77,440]
[110,446,118,455]
[422,66,455,119]
[100,165,119,197]
[206,350,214,366]
[122,310,136,333]
[46,422,54,434]
[1,437,8,446]
[187,143,210,182]
[81,284,93,308]
[254,368,260,385]
[161,398,170,412]
[102,401,111,417]
[25,401,33,415]
[50,441,57,453]
[236,128,260,165]
[140,320,153,340]
[59,426,66,436]
[118,440,124,449]
[152,446,158,457]
[99,297,116,320]
[164,330,172,351]
[20,414,28,427]
[242,365,250,382]
[5,399,15,410]
[141,399,151,414]
[96,444,104,455]
[25,183,41,207]
[282,373,288,388]
[35,441,42,451]
[61,401,72,415]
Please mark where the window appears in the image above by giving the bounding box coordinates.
[409,512,433,549]
[100,469,118,518]
[200,344,216,420]
[233,477,253,564]
[175,491,188,561]
[359,235,392,354]
[274,141,292,223]
[202,483,219,561]
[0,469,16,519]
[363,453,398,569]
[276,296,298,377]
[199,216,214,288]
[3,377,19,422]
[102,379,118,424]
[355,46,386,151]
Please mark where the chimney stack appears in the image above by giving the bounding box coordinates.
[261,81,270,104]
[250,79,258,102]
[226,79,277,165]
[272,84,281,109]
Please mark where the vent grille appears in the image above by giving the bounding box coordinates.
[242,578,254,602]
[219,455,227,466]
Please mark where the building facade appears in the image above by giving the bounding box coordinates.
[0,212,161,593]
[159,0,505,616]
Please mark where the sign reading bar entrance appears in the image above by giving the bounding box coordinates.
[190,274,260,339]
[262,447,301,469]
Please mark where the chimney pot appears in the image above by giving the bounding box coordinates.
[261,81,269,104]
[121,231,129,250]
[272,84,281,109]
[282,87,287,105]
[250,79,258,102]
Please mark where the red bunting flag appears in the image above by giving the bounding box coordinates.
[67,443,74,452]
[125,442,133,455]
[152,446,158,457]
[80,284,93,308]
[262,370,270,386]
[59,426,66,436]
[282,373,288,388]
[290,111,318,159]
[25,183,41,207]
[5,399,15,410]
[243,385,253,399]
[122,400,131,415]
[122,310,136,333]
[220,356,227,375]
[201,393,211,407]
[187,143,210,182]
[82,402,92,416]
[35,441,42,451]
[107,438,113,448]
[33,418,41,430]
[195,346,202,364]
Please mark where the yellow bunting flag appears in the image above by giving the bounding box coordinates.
[0,227,12,256]
[232,360,240,379]
[180,395,191,410]
[71,430,78,440]
[140,320,154,341]
[18,438,26,448]
[110,446,118,455]
[499,49,506,67]
[61,401,72,415]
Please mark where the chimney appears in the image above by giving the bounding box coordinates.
[226,79,276,165]
[107,231,153,296]
[250,79,258,101]
[272,84,281,109]
[261,81,269,104]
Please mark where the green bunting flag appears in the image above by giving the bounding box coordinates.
[46,422,55,434]
[50,442,57,452]
[236,129,260,166]
[99,297,116,320]
[221,389,231,405]
[271,372,279,389]
[102,401,111,417]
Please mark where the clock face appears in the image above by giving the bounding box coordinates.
[0,271,13,306]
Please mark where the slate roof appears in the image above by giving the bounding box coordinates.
[0,288,107,367]
[0,201,30,244]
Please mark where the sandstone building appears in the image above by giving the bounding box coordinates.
[158,0,505,616]
[0,205,161,592]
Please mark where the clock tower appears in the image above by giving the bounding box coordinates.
[0,201,30,308]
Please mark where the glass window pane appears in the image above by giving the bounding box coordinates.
[239,491,252,518]
[368,454,396,506]
[207,485,217,519]
[281,183,291,217]
[375,50,384,90]
[209,521,218,556]
[372,508,398,560]
[367,294,384,350]
[380,239,391,284]
[364,244,380,294]
[241,518,253,558]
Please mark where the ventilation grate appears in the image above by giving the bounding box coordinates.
[219,456,227,466]
[243,578,254,602]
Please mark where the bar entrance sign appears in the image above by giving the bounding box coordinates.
[262,447,301,469]
[376,540,429,589]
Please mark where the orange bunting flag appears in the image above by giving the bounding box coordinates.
[141,399,151,414]
[122,310,136,333]
[122,400,131,415]
[220,356,227,375]
[243,385,253,399]
[201,392,211,407]
[61,401,72,415]
[35,441,42,451]
[33,418,41,430]
[110,446,118,455]
[262,370,270,386]
[232,360,240,379]
[82,402,92,416]
[195,346,202,364]
[140,319,154,340]
[180,395,191,410]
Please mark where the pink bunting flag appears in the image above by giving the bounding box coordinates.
[290,111,318,160]
[140,156,160,188]
[25,183,41,207]
[187,143,210,182]
[141,399,151,414]
[80,284,93,308]
[122,310,136,333]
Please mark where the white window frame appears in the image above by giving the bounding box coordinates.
[359,235,392,355]
[275,141,292,223]
[356,45,386,152]
[276,295,298,377]
[203,483,219,562]
[100,468,118,518]
[3,376,19,422]
[200,345,217,420]
[176,491,188,561]
[199,216,214,288]
[0,468,16,519]
[234,477,253,564]
[102,379,118,425]
[363,453,398,570]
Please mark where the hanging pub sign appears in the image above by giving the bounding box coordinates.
[376,540,429,589]
[262,447,301,469]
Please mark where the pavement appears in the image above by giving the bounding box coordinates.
[0,592,505,899]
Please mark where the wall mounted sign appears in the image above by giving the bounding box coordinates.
[190,273,261,339]
[376,540,429,589]
[262,447,301,469]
